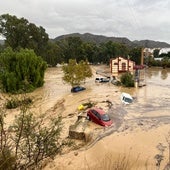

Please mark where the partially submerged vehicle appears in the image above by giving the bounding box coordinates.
[87,107,113,126]
[95,77,110,83]
[121,92,133,104]
[111,79,121,86]
[71,86,86,93]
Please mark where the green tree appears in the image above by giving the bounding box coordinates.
[161,57,170,68]
[129,47,142,65]
[82,42,98,64]
[0,14,49,57]
[153,49,160,58]
[0,47,47,93]
[62,59,92,87]
[45,42,63,66]
[159,53,167,58]
[0,43,5,53]
[98,41,129,64]
[99,41,115,64]
[120,72,134,87]
[167,52,170,59]
[57,37,85,62]
[146,56,154,66]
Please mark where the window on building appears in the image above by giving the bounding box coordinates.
[122,63,126,71]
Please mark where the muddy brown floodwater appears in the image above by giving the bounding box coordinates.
[43,66,170,170]
[2,65,170,170]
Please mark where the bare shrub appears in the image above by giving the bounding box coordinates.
[6,96,32,109]
[0,106,16,170]
[0,95,65,169]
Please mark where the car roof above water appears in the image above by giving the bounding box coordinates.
[121,92,133,99]
[90,107,106,115]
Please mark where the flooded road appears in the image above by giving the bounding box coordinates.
[39,67,170,112]
[36,66,170,120]
[39,65,170,170]
[3,65,169,170]
[30,65,170,136]
[123,67,170,124]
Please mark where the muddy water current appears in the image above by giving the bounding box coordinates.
[29,66,170,138]
[40,66,170,170]
[1,65,170,170]
[31,66,170,124]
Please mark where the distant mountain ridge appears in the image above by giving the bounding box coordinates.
[53,33,170,48]
[1,33,170,48]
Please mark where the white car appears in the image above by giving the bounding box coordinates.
[95,77,110,83]
[121,92,133,105]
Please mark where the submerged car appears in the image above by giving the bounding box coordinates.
[95,77,110,83]
[121,92,133,104]
[71,86,86,93]
[87,107,113,126]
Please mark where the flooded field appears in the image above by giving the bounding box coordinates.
[2,65,170,170]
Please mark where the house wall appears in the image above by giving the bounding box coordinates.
[110,57,134,75]
[110,58,118,75]
[128,60,134,72]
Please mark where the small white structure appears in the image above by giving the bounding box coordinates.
[159,48,170,55]
[154,57,163,61]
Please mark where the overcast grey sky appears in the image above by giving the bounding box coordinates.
[1,0,170,43]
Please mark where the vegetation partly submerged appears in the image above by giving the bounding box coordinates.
[0,13,170,170]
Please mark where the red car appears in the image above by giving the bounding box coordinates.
[87,107,113,126]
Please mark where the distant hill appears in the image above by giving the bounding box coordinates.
[1,33,170,48]
[53,33,170,48]
[133,40,170,48]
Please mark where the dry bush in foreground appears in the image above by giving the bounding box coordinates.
[0,99,64,169]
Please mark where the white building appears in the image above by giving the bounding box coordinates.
[159,48,170,55]
[143,48,170,60]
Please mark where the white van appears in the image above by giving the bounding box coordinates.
[121,92,133,105]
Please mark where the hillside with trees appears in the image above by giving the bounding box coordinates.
[53,33,170,48]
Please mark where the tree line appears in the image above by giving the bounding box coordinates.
[0,14,143,67]
[1,14,170,93]
[0,13,142,93]
[1,14,170,68]
[148,48,170,68]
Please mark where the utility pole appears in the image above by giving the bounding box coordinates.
[141,47,144,65]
